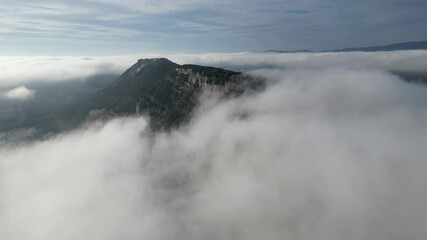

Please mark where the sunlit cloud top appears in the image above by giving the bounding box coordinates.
[1,0,427,55]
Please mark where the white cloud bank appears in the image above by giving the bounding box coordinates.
[1,61,427,239]
[0,55,140,87]
[167,50,427,73]
[3,85,35,100]
[1,51,427,88]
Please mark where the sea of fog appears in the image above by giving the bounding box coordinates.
[1,51,427,240]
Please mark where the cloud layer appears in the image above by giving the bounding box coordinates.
[0,55,139,87]
[1,51,427,87]
[168,50,427,74]
[1,55,427,239]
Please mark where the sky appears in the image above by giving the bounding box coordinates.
[1,0,427,55]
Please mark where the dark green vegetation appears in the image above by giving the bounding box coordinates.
[393,71,427,85]
[85,58,261,131]
[0,59,261,137]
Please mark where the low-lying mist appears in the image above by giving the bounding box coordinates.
[2,51,427,88]
[1,53,427,240]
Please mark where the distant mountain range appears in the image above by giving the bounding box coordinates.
[264,49,312,53]
[264,41,427,53]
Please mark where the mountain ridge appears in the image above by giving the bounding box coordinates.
[264,41,427,53]
[94,58,258,130]
[4,58,261,135]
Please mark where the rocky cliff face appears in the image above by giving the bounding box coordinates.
[175,67,241,92]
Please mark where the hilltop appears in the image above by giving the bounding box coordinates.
[1,58,261,135]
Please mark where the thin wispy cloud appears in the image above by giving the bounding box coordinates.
[0,0,426,54]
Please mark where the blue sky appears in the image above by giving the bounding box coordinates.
[1,0,427,55]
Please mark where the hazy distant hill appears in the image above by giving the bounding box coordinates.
[330,41,427,52]
[265,41,427,53]
[0,74,117,133]
[263,49,312,53]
